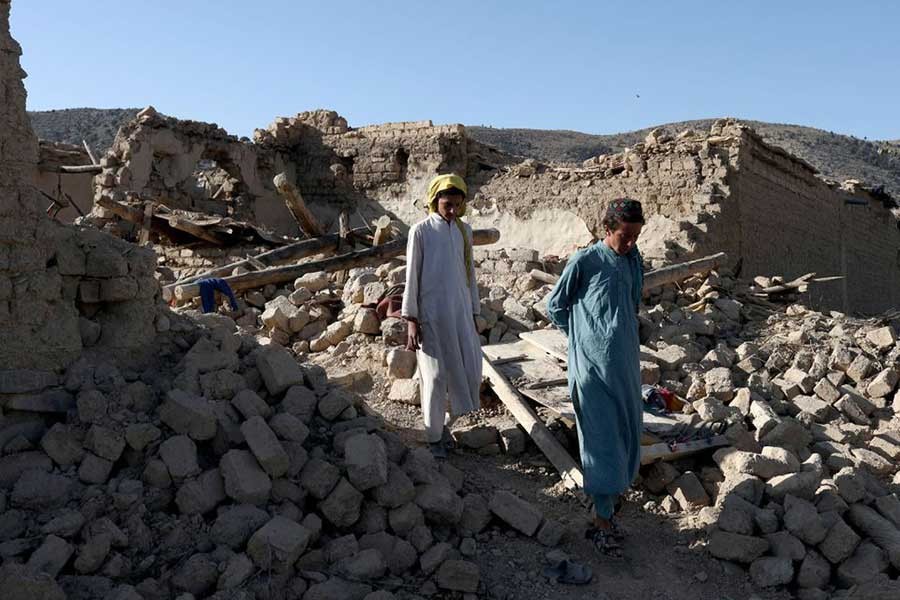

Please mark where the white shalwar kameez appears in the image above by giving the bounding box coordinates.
[402,213,482,443]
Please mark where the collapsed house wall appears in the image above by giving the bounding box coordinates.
[36,140,94,221]
[0,0,158,374]
[91,107,899,314]
[729,128,900,314]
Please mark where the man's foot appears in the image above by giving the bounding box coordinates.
[585,526,622,558]
[429,441,448,460]
[441,426,457,450]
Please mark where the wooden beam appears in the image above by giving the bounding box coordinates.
[173,227,501,302]
[529,269,560,285]
[482,354,584,490]
[643,252,727,292]
[273,172,325,237]
[82,140,99,165]
[162,226,373,300]
[528,252,728,293]
[640,435,729,465]
[59,164,103,174]
[167,215,226,246]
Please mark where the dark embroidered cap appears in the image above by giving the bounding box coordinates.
[606,198,644,223]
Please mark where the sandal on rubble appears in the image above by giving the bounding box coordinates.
[608,518,626,542]
[542,559,593,585]
[585,526,623,558]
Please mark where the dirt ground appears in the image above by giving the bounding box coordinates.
[352,379,793,600]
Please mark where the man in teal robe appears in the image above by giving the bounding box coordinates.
[547,198,644,555]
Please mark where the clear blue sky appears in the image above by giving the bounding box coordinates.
[11,1,900,140]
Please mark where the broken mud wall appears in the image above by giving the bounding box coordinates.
[727,127,900,314]
[37,141,94,221]
[0,0,158,375]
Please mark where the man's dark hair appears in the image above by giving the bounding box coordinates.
[603,198,644,231]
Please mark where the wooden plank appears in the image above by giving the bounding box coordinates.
[520,329,568,362]
[525,378,568,390]
[482,353,584,490]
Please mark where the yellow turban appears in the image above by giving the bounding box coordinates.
[425,173,474,288]
[426,174,468,216]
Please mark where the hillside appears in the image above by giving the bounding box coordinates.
[28,107,139,154]
[26,108,900,198]
[469,119,900,198]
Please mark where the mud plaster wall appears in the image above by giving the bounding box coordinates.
[0,0,158,374]
[731,131,900,314]
[37,141,94,222]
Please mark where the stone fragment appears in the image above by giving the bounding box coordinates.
[749,556,793,588]
[420,541,452,574]
[488,490,542,536]
[819,517,860,564]
[73,533,111,574]
[219,449,271,505]
[866,326,896,349]
[241,416,289,478]
[796,550,831,589]
[256,346,305,395]
[416,481,463,525]
[175,469,226,515]
[218,553,254,589]
[231,389,271,420]
[784,495,827,545]
[41,424,85,466]
[171,553,218,596]
[160,390,217,440]
[453,425,498,449]
[345,434,389,491]
[304,578,372,600]
[12,470,72,510]
[386,348,417,379]
[708,531,769,563]
[85,425,125,462]
[25,535,73,578]
[318,389,353,420]
[268,412,309,445]
[667,472,710,510]
[159,434,200,479]
[436,560,479,593]
[247,516,310,569]
[353,308,381,335]
[388,379,419,404]
[338,549,386,580]
[867,368,898,398]
[766,531,807,561]
[124,423,161,452]
[836,541,888,587]
[210,504,270,549]
[301,458,341,500]
[320,478,364,528]
[373,464,415,508]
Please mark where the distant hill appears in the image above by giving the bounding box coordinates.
[26,108,900,199]
[468,120,900,199]
[28,108,139,154]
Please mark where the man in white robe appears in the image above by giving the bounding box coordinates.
[402,174,482,458]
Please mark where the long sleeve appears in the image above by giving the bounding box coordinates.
[465,225,480,315]
[401,225,423,320]
[546,254,581,336]
[632,249,644,311]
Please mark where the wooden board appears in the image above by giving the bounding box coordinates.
[483,340,575,420]
[519,329,569,362]
[640,435,730,465]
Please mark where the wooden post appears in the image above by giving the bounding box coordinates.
[529,269,560,285]
[167,215,225,246]
[372,215,392,247]
[273,172,325,237]
[482,354,584,490]
[138,202,154,246]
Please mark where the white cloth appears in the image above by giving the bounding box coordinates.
[402,213,482,443]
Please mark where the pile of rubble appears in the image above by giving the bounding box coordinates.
[628,271,900,597]
[1,295,576,600]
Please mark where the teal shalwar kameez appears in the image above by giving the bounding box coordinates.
[547,241,644,518]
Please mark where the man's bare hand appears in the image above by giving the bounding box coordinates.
[406,319,421,351]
